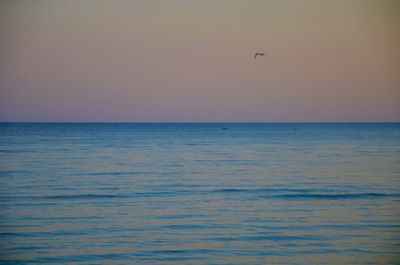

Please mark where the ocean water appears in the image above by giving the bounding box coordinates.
[0,122,399,264]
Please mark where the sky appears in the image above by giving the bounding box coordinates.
[0,0,399,122]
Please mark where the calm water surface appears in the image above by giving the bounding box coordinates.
[0,123,399,264]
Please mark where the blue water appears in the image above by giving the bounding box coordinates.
[0,123,399,264]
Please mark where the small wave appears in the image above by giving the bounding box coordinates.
[82,172,148,176]
[279,193,400,200]
[43,194,121,200]
[214,188,249,193]
[213,188,315,194]
[2,191,184,201]
[213,188,400,200]
[0,149,31,153]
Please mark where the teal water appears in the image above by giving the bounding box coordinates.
[1,123,399,264]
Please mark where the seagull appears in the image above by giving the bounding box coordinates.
[254,52,265,59]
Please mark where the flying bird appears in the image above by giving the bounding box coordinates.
[254,52,265,59]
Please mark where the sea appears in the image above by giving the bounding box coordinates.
[0,122,399,264]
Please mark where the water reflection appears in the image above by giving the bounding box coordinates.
[1,123,399,264]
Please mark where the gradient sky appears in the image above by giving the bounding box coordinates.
[0,0,399,122]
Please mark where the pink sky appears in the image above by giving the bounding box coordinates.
[0,0,399,122]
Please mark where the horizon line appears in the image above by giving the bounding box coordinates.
[1,121,399,123]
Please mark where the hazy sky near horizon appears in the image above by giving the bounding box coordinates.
[1,0,399,122]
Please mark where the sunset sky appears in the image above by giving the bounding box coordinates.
[0,0,399,122]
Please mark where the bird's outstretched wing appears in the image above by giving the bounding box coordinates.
[254,53,265,58]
